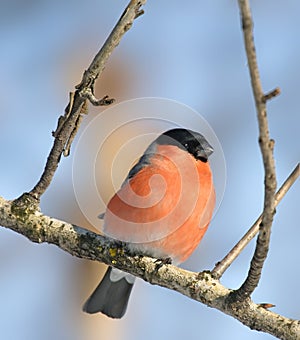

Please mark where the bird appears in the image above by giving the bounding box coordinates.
[83,128,216,318]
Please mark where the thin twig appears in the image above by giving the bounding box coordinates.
[27,0,146,200]
[262,87,281,103]
[75,0,145,92]
[212,164,299,279]
[81,91,115,106]
[233,0,278,301]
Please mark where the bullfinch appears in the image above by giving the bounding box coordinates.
[83,128,215,318]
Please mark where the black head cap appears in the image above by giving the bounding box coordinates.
[155,128,214,162]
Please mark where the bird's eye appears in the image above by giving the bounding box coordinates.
[184,142,189,148]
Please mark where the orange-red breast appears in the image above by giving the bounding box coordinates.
[83,128,215,318]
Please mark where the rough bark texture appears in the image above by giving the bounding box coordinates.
[0,0,299,339]
[1,195,299,339]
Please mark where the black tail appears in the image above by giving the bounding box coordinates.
[83,266,134,319]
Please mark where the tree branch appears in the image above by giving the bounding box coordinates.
[232,0,278,301]
[212,164,299,279]
[0,1,298,338]
[0,195,299,339]
[28,0,146,200]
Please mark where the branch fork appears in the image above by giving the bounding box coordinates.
[1,1,299,338]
